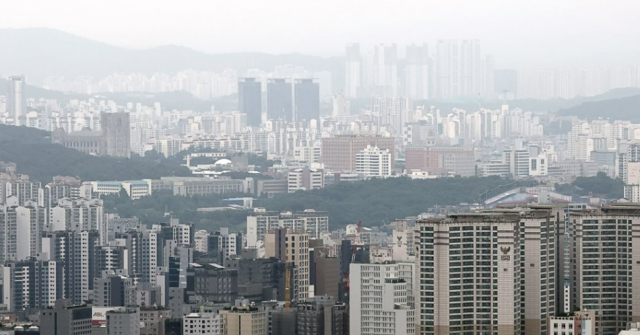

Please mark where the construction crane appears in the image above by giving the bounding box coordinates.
[284,263,291,311]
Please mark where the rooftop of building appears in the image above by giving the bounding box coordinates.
[140,306,169,311]
[570,202,640,216]
[416,206,558,224]
[106,308,139,314]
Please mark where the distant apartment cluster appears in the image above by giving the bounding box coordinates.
[345,41,495,100]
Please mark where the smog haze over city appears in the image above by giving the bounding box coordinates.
[2,1,640,335]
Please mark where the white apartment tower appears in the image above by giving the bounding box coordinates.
[7,76,26,126]
[459,39,482,97]
[246,209,329,247]
[345,44,361,98]
[287,168,324,193]
[405,44,429,99]
[355,145,393,177]
[349,262,415,335]
[435,40,460,99]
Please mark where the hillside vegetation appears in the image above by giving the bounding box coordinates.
[555,172,624,199]
[0,125,190,183]
[557,94,640,121]
[102,176,535,230]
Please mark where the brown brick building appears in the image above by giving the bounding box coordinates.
[321,135,395,171]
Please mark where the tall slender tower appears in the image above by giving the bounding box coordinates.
[435,40,459,99]
[7,76,26,126]
[238,78,262,126]
[345,44,361,98]
[405,44,429,99]
[460,39,482,98]
[101,112,131,158]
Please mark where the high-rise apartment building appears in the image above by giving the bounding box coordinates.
[246,208,329,247]
[503,147,530,178]
[3,259,64,311]
[371,96,413,137]
[321,135,395,172]
[392,220,415,261]
[267,79,293,121]
[101,112,131,158]
[415,207,557,335]
[405,44,429,99]
[8,202,46,261]
[435,40,460,99]
[355,145,393,177]
[345,44,361,98]
[332,94,350,117]
[49,198,104,236]
[294,79,320,121]
[349,262,415,335]
[41,230,100,305]
[373,44,399,96]
[459,39,482,97]
[296,295,348,335]
[0,172,41,206]
[41,176,82,208]
[569,204,640,335]
[265,228,310,301]
[239,78,262,126]
[7,75,26,126]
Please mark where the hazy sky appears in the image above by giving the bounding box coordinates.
[2,0,640,68]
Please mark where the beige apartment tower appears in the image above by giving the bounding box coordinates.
[265,228,310,301]
[569,204,640,335]
[415,206,558,335]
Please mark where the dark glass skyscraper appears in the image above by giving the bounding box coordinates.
[294,79,320,121]
[238,78,262,126]
[267,78,293,121]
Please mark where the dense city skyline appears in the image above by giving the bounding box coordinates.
[3,2,640,335]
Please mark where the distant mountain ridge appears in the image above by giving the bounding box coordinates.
[557,93,640,121]
[0,28,344,87]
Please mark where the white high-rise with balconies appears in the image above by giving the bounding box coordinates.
[355,145,392,177]
[349,262,415,335]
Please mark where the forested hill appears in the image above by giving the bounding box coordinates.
[0,125,190,183]
[262,177,537,227]
[103,176,536,230]
[557,94,640,121]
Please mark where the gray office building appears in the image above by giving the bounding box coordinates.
[39,299,92,335]
[101,112,131,158]
[7,75,26,126]
[297,296,348,335]
[267,79,293,121]
[238,78,262,126]
[106,307,140,335]
[294,79,320,121]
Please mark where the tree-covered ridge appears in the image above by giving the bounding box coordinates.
[101,176,535,231]
[261,176,536,227]
[554,172,624,199]
[0,125,190,183]
[557,94,640,121]
[103,190,250,231]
